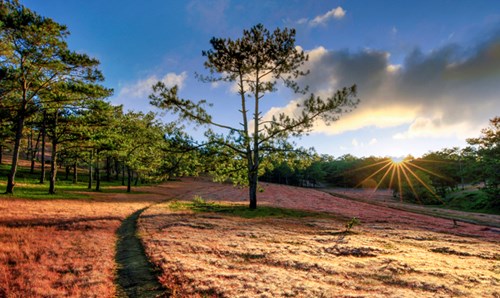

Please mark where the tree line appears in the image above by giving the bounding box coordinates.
[261,117,499,210]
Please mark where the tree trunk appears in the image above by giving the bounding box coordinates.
[73,161,78,184]
[248,170,258,209]
[65,165,70,180]
[115,158,120,181]
[0,144,3,164]
[6,107,26,194]
[95,151,100,191]
[134,172,139,186]
[29,129,41,174]
[249,70,260,209]
[26,129,32,161]
[106,156,111,181]
[39,112,46,184]
[88,150,93,189]
[127,166,132,193]
[121,163,125,186]
[28,130,34,173]
[49,141,58,194]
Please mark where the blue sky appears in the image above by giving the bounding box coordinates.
[24,0,500,158]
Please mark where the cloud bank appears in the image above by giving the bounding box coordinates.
[263,34,500,140]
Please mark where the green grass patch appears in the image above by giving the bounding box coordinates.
[0,162,152,199]
[167,197,333,219]
[0,180,91,200]
[443,189,500,215]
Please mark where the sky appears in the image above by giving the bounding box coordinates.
[23,0,500,158]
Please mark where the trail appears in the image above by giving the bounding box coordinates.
[115,208,169,297]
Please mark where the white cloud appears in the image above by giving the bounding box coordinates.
[118,72,187,100]
[112,72,188,112]
[309,7,346,27]
[392,116,478,140]
[352,138,359,147]
[369,138,378,145]
[297,18,308,25]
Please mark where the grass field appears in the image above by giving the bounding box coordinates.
[140,199,500,297]
[136,178,500,297]
[0,174,499,297]
[0,188,166,297]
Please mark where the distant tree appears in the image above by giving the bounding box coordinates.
[467,117,500,203]
[0,1,106,193]
[150,24,359,209]
[419,148,461,196]
[78,100,121,191]
[392,170,440,204]
[116,111,169,192]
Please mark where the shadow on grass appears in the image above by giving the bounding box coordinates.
[0,180,148,200]
[0,180,91,200]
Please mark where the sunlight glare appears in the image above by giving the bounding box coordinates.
[390,156,404,164]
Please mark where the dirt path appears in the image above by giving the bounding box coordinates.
[115,207,169,297]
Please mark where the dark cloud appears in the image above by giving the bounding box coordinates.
[269,33,500,137]
[299,48,389,96]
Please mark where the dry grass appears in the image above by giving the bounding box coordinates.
[0,189,166,297]
[139,178,500,298]
[1,176,499,297]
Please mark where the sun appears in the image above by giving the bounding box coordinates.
[390,157,405,165]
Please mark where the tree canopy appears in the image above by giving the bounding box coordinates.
[0,0,109,193]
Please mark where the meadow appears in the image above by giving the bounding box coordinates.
[0,176,499,297]
[0,177,166,297]
[139,178,500,297]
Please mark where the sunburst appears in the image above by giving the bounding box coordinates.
[354,157,445,204]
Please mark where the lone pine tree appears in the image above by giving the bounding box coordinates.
[150,24,359,209]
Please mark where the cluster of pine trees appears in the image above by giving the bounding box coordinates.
[0,1,201,194]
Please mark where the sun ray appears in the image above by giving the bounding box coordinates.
[345,159,392,174]
[412,159,454,165]
[388,163,397,190]
[405,162,453,182]
[372,163,395,194]
[354,161,392,189]
[346,155,453,204]
[397,165,403,202]
[401,163,444,203]
[399,164,422,204]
